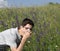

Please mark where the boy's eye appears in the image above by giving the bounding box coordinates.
[25,27,32,31]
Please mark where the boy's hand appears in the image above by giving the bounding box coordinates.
[23,30,31,39]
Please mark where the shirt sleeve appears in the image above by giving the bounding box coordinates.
[7,39,17,48]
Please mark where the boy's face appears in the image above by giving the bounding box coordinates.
[23,24,32,32]
[19,24,32,35]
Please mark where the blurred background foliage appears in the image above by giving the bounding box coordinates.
[0,4,60,51]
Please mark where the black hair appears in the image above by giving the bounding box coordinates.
[18,18,34,29]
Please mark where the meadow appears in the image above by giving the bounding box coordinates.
[0,4,60,51]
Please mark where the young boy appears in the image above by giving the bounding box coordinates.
[0,18,34,51]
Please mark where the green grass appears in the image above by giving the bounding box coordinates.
[0,4,60,51]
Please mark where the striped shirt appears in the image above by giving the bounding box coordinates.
[0,27,21,48]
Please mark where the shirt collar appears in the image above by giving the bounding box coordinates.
[15,27,21,39]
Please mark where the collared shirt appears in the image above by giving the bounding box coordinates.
[0,27,21,48]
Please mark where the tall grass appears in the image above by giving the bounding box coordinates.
[0,4,60,51]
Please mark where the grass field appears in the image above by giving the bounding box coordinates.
[0,3,60,51]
